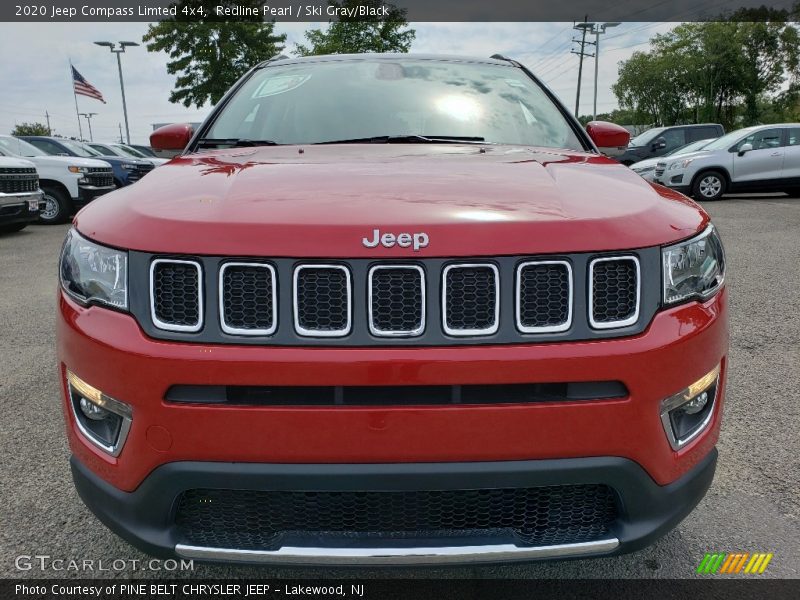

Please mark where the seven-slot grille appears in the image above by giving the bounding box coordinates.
[294,265,351,337]
[442,264,499,335]
[369,265,425,336]
[0,167,38,194]
[220,263,277,335]
[85,167,113,188]
[589,257,640,329]
[516,261,572,333]
[148,256,644,339]
[150,259,203,332]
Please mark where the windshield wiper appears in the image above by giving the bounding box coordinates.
[195,138,281,149]
[315,135,486,145]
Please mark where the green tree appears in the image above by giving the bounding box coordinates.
[12,122,50,136]
[295,0,415,56]
[143,1,286,108]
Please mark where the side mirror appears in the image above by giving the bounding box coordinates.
[586,121,630,157]
[652,137,667,151]
[738,143,753,156]
[150,123,193,152]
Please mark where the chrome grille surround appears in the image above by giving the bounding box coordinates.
[368,264,426,337]
[219,262,278,336]
[588,256,641,330]
[515,260,573,334]
[149,258,204,333]
[441,263,500,336]
[293,264,352,338]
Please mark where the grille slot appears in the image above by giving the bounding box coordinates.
[516,261,572,333]
[150,259,203,332]
[294,265,351,337]
[368,265,425,337]
[0,170,38,194]
[175,484,619,551]
[219,263,277,336]
[442,264,499,336]
[589,257,640,329]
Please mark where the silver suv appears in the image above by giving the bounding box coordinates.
[654,124,800,200]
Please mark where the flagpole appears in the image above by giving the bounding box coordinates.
[70,61,84,140]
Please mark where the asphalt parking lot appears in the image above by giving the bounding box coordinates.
[1,195,798,580]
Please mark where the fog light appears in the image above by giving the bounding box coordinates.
[66,371,132,457]
[660,364,720,451]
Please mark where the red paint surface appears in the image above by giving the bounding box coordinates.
[586,121,631,148]
[58,288,728,493]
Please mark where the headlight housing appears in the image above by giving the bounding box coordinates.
[121,163,138,170]
[662,225,725,305]
[669,158,694,170]
[68,166,90,174]
[60,228,128,310]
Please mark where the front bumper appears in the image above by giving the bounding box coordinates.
[71,449,717,565]
[0,191,43,226]
[76,184,115,207]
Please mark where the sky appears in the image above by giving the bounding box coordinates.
[0,22,673,145]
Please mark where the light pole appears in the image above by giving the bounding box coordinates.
[94,41,138,144]
[592,22,620,120]
[79,112,98,141]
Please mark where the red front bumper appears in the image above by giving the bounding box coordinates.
[57,288,728,493]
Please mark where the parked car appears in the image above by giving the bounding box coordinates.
[654,124,800,200]
[129,144,157,158]
[0,135,114,224]
[630,138,717,182]
[58,54,727,565]
[617,124,724,166]
[0,154,43,233]
[88,142,169,167]
[21,136,155,188]
[110,143,170,166]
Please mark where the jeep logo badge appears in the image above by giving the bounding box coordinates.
[362,229,429,252]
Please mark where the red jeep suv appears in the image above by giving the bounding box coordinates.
[57,54,728,565]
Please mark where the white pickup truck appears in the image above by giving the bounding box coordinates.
[0,135,115,224]
[0,155,43,233]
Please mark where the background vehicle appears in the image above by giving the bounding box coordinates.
[617,124,724,166]
[0,154,43,233]
[655,124,800,200]
[0,135,114,224]
[21,136,155,188]
[129,144,157,158]
[631,138,716,182]
[60,54,726,565]
[88,142,169,167]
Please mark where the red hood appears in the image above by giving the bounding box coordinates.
[75,144,707,257]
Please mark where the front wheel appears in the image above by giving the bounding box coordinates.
[692,171,726,201]
[39,186,72,224]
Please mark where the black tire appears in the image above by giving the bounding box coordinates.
[39,185,72,224]
[691,170,726,201]
[782,188,800,197]
[0,223,27,234]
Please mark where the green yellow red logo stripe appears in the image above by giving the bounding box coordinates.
[697,552,773,574]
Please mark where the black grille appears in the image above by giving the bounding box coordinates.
[591,258,638,326]
[0,170,38,194]
[152,261,201,329]
[370,267,424,335]
[655,164,665,178]
[86,169,113,188]
[129,163,154,183]
[221,264,275,333]
[518,262,571,330]
[175,484,618,550]
[444,265,497,333]
[295,266,350,334]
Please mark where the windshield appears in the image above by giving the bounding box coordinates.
[629,127,665,147]
[205,59,584,150]
[703,128,759,151]
[0,136,47,157]
[89,144,121,157]
[666,138,715,156]
[115,144,146,158]
[58,139,97,158]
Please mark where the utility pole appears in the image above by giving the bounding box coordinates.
[94,41,139,145]
[118,123,124,143]
[572,17,595,119]
[592,22,620,120]
[45,111,51,135]
[79,112,98,141]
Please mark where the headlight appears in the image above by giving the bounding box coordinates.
[669,159,694,170]
[68,166,90,174]
[60,229,128,310]
[121,163,137,170]
[633,166,655,174]
[662,225,725,305]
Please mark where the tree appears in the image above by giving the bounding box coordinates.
[295,0,415,56]
[12,122,50,136]
[143,1,286,108]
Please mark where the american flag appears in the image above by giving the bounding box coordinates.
[72,66,106,103]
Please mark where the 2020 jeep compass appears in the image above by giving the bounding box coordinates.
[57,54,728,565]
